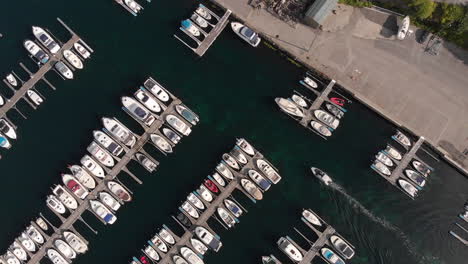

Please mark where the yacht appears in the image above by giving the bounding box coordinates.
[277,237,303,262]
[10,243,27,261]
[159,228,175,245]
[314,110,340,129]
[166,114,191,136]
[19,233,36,252]
[303,76,318,89]
[231,22,261,47]
[176,105,199,125]
[217,207,236,228]
[325,103,344,119]
[53,185,78,210]
[27,90,43,105]
[191,238,208,255]
[187,192,205,210]
[36,217,48,231]
[236,138,255,156]
[0,119,17,139]
[0,95,4,106]
[134,88,161,113]
[125,0,142,14]
[162,128,181,144]
[262,255,282,264]
[47,249,68,264]
[459,211,468,223]
[54,61,74,79]
[6,74,18,87]
[99,192,121,211]
[204,179,219,194]
[182,201,199,219]
[135,153,158,172]
[173,255,189,264]
[330,235,355,259]
[46,195,66,214]
[275,98,304,118]
[241,179,263,200]
[73,42,90,59]
[151,235,168,252]
[392,131,411,148]
[0,133,11,149]
[311,167,332,185]
[248,169,271,191]
[181,20,201,37]
[87,141,115,167]
[412,160,431,177]
[108,181,132,202]
[321,247,345,264]
[26,225,44,244]
[144,79,169,102]
[23,40,49,64]
[224,199,243,217]
[197,185,213,202]
[150,134,173,153]
[292,94,308,108]
[230,147,248,165]
[102,117,136,147]
[384,145,402,160]
[32,26,60,53]
[222,153,240,170]
[122,96,155,126]
[62,174,89,199]
[64,231,88,253]
[195,226,222,252]
[191,13,208,28]
[54,239,77,259]
[310,121,332,137]
[397,16,410,40]
[69,164,97,188]
[90,200,117,224]
[5,251,21,264]
[257,159,282,184]
[93,130,124,157]
[212,172,226,187]
[181,247,204,264]
[302,209,322,226]
[216,162,234,180]
[195,5,212,20]
[371,160,391,176]
[144,245,160,261]
[398,179,418,198]
[375,151,393,167]
[63,50,83,69]
[404,169,426,188]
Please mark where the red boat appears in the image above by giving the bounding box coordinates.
[330,97,345,107]
[140,256,150,264]
[66,180,81,192]
[204,179,219,193]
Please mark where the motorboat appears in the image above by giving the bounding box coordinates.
[108,181,132,202]
[212,172,226,187]
[102,117,136,147]
[236,138,255,156]
[262,255,282,264]
[397,16,410,40]
[10,243,27,261]
[26,225,44,244]
[27,90,43,105]
[173,255,189,264]
[223,153,240,170]
[197,185,213,202]
[63,50,83,69]
[144,79,169,102]
[135,153,158,172]
[53,185,78,210]
[182,201,199,219]
[69,164,97,188]
[224,199,243,217]
[175,104,199,125]
[177,212,192,228]
[0,133,11,149]
[6,74,17,87]
[62,174,89,199]
[150,134,173,153]
[217,207,236,228]
[5,251,21,264]
[191,13,208,28]
[302,209,321,226]
[314,110,340,129]
[187,192,205,210]
[87,141,115,167]
[159,228,175,245]
[181,246,204,264]
[166,114,191,136]
[122,96,155,126]
[0,95,4,106]
[195,226,222,252]
[47,249,68,264]
[384,145,402,160]
[277,237,303,262]
[311,167,332,185]
[54,239,77,259]
[204,179,219,193]
[99,192,121,211]
[231,22,261,47]
[325,103,344,119]
[398,179,418,198]
[138,256,150,264]
[404,169,426,188]
[32,26,60,53]
[134,88,161,113]
[73,42,90,59]
[257,159,281,184]
[303,76,318,89]
[151,235,168,252]
[392,131,411,148]
[64,231,88,253]
[248,169,271,191]
[321,247,345,264]
[292,94,308,108]
[191,238,208,255]
[275,98,304,118]
[54,61,74,80]
[371,161,391,176]
[375,151,393,167]
[46,195,66,214]
[241,179,263,200]
[330,235,355,259]
[162,128,181,144]
[23,40,49,64]
[36,217,48,231]
[195,5,212,20]
[124,0,142,14]
[93,130,124,157]
[230,146,248,164]
[0,119,17,139]
[90,200,117,224]
[412,160,431,177]
[181,20,201,37]
[216,162,234,180]
[19,233,36,252]
[310,121,332,137]
[144,245,159,261]
[459,211,468,223]
[330,97,345,107]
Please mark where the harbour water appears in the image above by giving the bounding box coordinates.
[0,1,467,264]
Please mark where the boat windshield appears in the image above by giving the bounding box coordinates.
[241,27,256,39]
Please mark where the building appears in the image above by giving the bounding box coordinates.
[304,0,338,28]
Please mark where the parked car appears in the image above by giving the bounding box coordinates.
[418,30,431,43]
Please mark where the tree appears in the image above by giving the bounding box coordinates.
[407,0,436,20]
[440,3,465,24]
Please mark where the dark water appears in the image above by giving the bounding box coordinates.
[0,1,467,264]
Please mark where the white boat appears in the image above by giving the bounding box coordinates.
[124,0,142,13]
[262,255,281,264]
[102,117,136,147]
[217,207,236,228]
[216,162,234,180]
[195,226,222,252]
[404,169,426,188]
[32,26,60,53]
[292,94,308,108]
[182,201,199,219]
[310,121,332,137]
[6,74,17,87]
[372,160,391,176]
[63,50,83,69]
[151,235,168,252]
[231,22,261,47]
[0,95,4,106]
[87,141,115,167]
[195,6,211,20]
[275,98,304,117]
[375,151,393,167]
[181,246,204,264]
[135,153,158,172]
[26,225,44,244]
[47,249,67,264]
[412,160,431,177]
[314,110,340,129]
[27,90,43,105]
[173,255,189,264]
[122,96,155,126]
[330,235,355,259]
[19,233,36,252]
[99,192,121,211]
[384,145,402,160]
[36,218,48,231]
[241,179,263,200]
[23,40,49,64]
[46,195,66,214]
[224,199,243,217]
[53,185,78,210]
[54,61,74,80]
[108,181,132,202]
[398,179,418,198]
[166,115,191,136]
[257,159,282,184]
[64,231,88,253]
[150,134,173,153]
[134,88,161,113]
[191,13,208,28]
[190,238,208,255]
[144,245,160,261]
[459,211,468,223]
[69,164,97,188]
[159,228,175,245]
[93,130,124,157]
[0,119,17,139]
[321,247,345,264]
[277,237,303,262]
[162,128,181,144]
[392,131,411,148]
[10,243,27,261]
[144,79,170,102]
[181,20,201,37]
[187,192,205,210]
[302,209,321,226]
[325,103,344,119]
[54,239,77,259]
[397,16,410,40]
[73,42,90,59]
[236,138,255,156]
[248,169,271,191]
[197,185,213,202]
[90,200,117,224]
[230,147,248,164]
[212,172,226,187]
[311,167,332,185]
[222,153,240,170]
[62,174,89,199]
[0,133,11,149]
[303,76,318,89]
[5,251,21,264]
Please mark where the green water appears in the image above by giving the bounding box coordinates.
[0,1,467,264]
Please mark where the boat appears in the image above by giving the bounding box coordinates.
[150,134,173,153]
[27,90,43,105]
[310,121,332,137]
[54,239,77,259]
[248,169,271,191]
[90,200,117,224]
[48,249,68,264]
[176,212,192,228]
[46,195,66,214]
[181,247,204,264]
[187,193,205,210]
[32,26,60,53]
[166,115,191,136]
[314,110,340,129]
[190,238,208,255]
[108,181,132,202]
[375,151,393,167]
[175,104,199,125]
[195,226,222,252]
[330,97,345,107]
[64,231,88,253]
[93,130,124,157]
[53,185,78,210]
[0,95,4,106]
[449,230,468,246]
[19,233,36,252]
[6,74,17,87]
[384,145,402,160]
[102,117,136,147]
[23,40,49,64]
[217,207,236,228]
[231,22,261,47]
[216,162,234,180]
[262,255,282,264]
[197,185,213,202]
[5,251,21,264]
[144,245,159,261]
[62,174,89,199]
[144,80,169,102]
[257,159,282,184]
[275,98,304,118]
[182,201,199,219]
[404,169,426,188]
[173,255,189,264]
[230,146,248,164]
[204,179,219,194]
[277,237,303,262]
[222,153,240,170]
[392,131,411,148]
[311,167,332,185]
[302,209,321,226]
[459,211,468,223]
[191,13,208,28]
[224,199,243,217]
[26,225,44,244]
[292,94,308,108]
[181,20,201,37]
[397,16,410,40]
[162,128,181,144]
[398,179,418,198]
[135,153,158,172]
[303,76,318,89]
[212,172,226,187]
[325,103,345,119]
[135,88,161,113]
[73,42,90,59]
[122,96,155,126]
[99,192,121,211]
[330,235,355,259]
[0,133,11,149]
[236,138,255,156]
[69,164,97,188]
[63,50,83,69]
[151,235,168,252]
[195,5,212,20]
[159,228,175,245]
[138,256,151,264]
[371,160,391,176]
[80,155,105,178]
[36,218,48,231]
[10,243,27,261]
[87,141,115,167]
[0,119,17,139]
[321,247,345,264]
[412,160,431,177]
[124,0,142,14]
[54,61,74,79]
[241,179,263,200]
